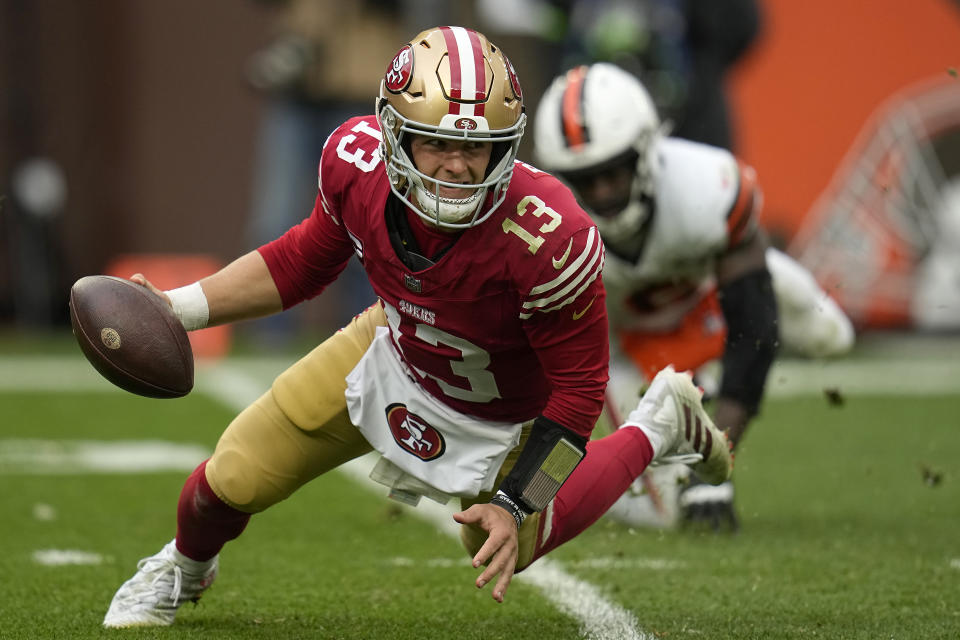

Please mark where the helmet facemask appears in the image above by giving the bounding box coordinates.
[378,100,526,229]
[559,131,659,259]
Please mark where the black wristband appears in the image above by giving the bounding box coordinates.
[498,415,587,513]
[489,490,527,529]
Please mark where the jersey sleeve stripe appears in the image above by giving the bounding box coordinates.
[726,161,759,244]
[520,234,604,317]
[529,227,599,295]
[519,250,603,319]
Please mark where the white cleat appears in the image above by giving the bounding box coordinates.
[605,463,691,529]
[103,539,218,628]
[623,365,733,485]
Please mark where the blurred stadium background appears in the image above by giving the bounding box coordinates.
[1,0,959,346]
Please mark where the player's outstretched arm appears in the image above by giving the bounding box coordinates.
[131,250,283,330]
[452,504,519,603]
[197,250,283,325]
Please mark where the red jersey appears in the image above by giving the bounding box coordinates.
[258,116,607,437]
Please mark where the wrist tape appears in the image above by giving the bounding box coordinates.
[165,282,209,331]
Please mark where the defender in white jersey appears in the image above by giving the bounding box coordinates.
[534,63,853,531]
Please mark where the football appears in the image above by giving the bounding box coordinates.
[69,275,194,398]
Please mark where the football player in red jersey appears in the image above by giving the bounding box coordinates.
[534,63,854,531]
[102,28,731,628]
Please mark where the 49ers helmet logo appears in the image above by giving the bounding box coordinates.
[384,45,414,93]
[454,117,478,130]
[386,403,446,460]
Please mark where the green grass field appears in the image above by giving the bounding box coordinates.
[1,335,959,639]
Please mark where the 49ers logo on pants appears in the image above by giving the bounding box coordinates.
[385,403,446,460]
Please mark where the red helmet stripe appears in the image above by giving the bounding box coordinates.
[467,28,486,117]
[561,65,589,148]
[441,26,486,118]
[440,26,462,106]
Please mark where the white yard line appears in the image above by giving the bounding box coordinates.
[3,354,958,396]
[33,549,109,566]
[0,358,120,392]
[766,358,960,397]
[0,439,208,474]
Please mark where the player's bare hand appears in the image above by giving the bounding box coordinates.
[128,274,171,306]
[453,503,519,603]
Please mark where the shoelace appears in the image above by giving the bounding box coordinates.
[133,556,183,606]
[650,452,703,467]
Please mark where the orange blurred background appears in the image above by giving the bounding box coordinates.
[729,0,960,241]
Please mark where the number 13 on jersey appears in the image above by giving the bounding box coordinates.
[382,301,502,403]
[502,195,562,255]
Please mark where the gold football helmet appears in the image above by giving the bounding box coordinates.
[377,26,526,229]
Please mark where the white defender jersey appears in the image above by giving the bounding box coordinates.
[603,137,758,332]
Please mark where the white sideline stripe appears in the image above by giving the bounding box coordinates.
[385,556,681,571]
[198,366,651,640]
[766,358,960,397]
[33,549,109,566]
[0,439,210,474]
[0,358,121,392]
[2,355,959,396]
[518,562,651,640]
[565,557,684,571]
[389,556,473,568]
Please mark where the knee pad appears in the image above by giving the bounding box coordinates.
[205,392,302,513]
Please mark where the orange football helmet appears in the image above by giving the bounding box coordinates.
[376,26,526,229]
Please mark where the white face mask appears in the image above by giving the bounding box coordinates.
[593,197,652,260]
[377,103,526,231]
